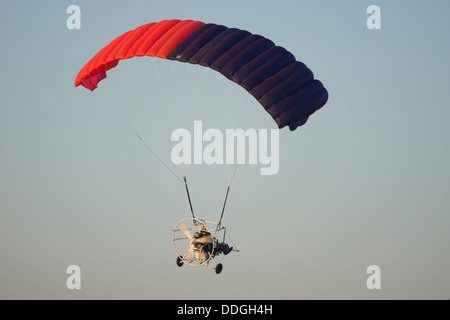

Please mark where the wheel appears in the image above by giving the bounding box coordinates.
[215,263,223,274]
[176,256,184,267]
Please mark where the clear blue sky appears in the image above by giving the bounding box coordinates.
[1,0,449,299]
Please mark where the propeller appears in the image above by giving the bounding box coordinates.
[180,223,193,240]
[180,223,195,261]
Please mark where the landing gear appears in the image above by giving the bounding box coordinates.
[176,256,184,267]
[176,254,224,275]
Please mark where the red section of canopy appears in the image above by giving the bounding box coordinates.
[74,19,205,91]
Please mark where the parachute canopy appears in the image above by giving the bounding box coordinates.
[75,19,328,130]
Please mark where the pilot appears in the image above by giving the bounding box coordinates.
[214,242,233,255]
